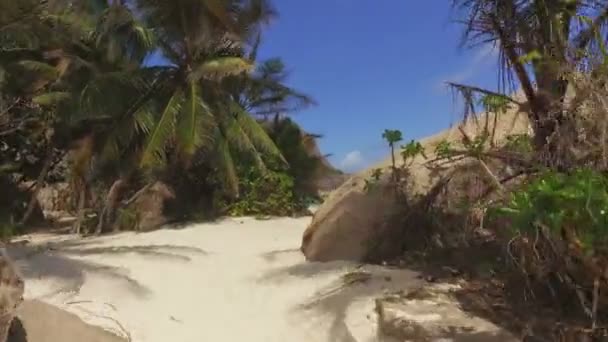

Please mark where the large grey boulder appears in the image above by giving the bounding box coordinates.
[301,100,531,262]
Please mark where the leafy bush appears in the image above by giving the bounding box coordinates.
[400,140,426,165]
[116,207,140,231]
[496,169,608,252]
[265,118,322,195]
[229,169,307,217]
[435,140,454,159]
[504,134,533,154]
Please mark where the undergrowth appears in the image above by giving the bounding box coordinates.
[229,169,310,217]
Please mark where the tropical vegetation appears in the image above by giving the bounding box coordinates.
[0,0,324,234]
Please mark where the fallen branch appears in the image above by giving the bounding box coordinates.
[122,183,153,207]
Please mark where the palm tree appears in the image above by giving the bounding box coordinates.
[231,57,317,119]
[0,0,156,226]
[451,0,608,165]
[119,0,291,197]
[3,0,313,232]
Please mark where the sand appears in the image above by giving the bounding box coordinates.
[7,217,506,342]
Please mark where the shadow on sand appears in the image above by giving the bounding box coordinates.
[6,236,208,299]
[260,260,422,342]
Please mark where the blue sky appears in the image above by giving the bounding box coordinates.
[256,1,501,172]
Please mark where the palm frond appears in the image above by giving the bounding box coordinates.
[223,108,267,171]
[189,56,253,82]
[140,89,185,167]
[175,82,211,157]
[32,91,71,106]
[230,101,286,165]
[95,4,155,64]
[17,60,60,80]
[214,130,240,196]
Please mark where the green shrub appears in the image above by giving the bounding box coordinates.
[0,219,16,241]
[229,169,306,217]
[400,140,426,165]
[116,207,140,231]
[435,140,454,159]
[265,118,321,195]
[495,169,608,253]
[504,134,533,154]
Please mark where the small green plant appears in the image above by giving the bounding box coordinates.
[435,140,454,159]
[400,140,427,166]
[518,49,543,65]
[479,94,510,113]
[371,168,383,181]
[463,132,489,157]
[364,168,384,192]
[504,134,533,154]
[0,220,16,242]
[494,169,608,253]
[229,169,305,217]
[116,207,139,231]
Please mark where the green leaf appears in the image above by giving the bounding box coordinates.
[518,50,542,64]
[382,129,403,145]
[175,82,204,157]
[32,92,71,106]
[215,132,239,196]
[231,102,286,165]
[17,60,59,79]
[140,89,184,168]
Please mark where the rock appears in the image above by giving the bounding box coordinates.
[301,174,401,261]
[34,182,70,213]
[132,182,175,231]
[376,285,517,342]
[0,249,24,342]
[301,96,532,262]
[11,300,127,342]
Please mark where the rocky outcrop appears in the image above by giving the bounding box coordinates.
[376,285,517,341]
[131,182,175,231]
[301,99,531,262]
[35,182,71,213]
[301,174,401,262]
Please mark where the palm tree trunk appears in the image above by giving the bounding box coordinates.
[19,151,53,225]
[390,144,397,183]
[95,178,127,235]
[73,185,86,235]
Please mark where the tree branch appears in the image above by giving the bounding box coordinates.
[488,13,538,117]
[447,82,524,106]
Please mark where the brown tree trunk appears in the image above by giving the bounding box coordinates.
[73,185,86,235]
[19,151,53,225]
[95,178,127,235]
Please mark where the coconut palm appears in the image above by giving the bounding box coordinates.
[119,0,289,194]
[0,0,156,226]
[451,0,608,165]
[231,57,317,119]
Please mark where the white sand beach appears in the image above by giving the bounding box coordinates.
[8,217,409,342]
[7,217,511,342]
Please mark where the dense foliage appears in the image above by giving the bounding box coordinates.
[229,168,307,217]
[0,0,324,234]
[497,169,608,252]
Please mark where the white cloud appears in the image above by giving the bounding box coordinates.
[435,43,499,91]
[340,150,365,172]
